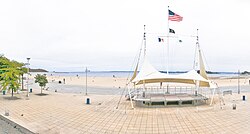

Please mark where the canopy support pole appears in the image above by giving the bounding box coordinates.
[195,80,200,96]
[210,88,216,105]
[143,80,145,91]
[143,80,146,97]
[167,84,169,94]
[128,87,134,109]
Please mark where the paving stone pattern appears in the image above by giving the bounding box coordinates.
[0,91,250,134]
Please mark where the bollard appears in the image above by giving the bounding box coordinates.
[233,104,236,110]
[243,95,246,101]
[5,110,9,116]
[30,88,32,93]
[3,90,6,95]
[86,98,90,104]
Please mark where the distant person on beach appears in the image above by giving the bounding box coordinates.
[63,78,65,84]
[113,75,116,81]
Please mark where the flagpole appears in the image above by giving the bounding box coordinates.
[167,6,170,74]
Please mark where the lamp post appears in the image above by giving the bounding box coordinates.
[26,58,30,97]
[85,67,90,95]
[238,70,240,94]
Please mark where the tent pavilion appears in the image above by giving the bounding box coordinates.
[128,59,218,108]
[123,27,219,108]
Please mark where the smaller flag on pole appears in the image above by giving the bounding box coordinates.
[169,28,175,34]
[158,38,164,42]
[168,10,183,22]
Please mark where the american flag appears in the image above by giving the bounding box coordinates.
[168,10,183,22]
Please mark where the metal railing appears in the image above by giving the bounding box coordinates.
[130,86,212,99]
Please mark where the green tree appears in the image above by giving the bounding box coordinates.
[34,74,48,94]
[0,56,24,97]
[9,60,27,90]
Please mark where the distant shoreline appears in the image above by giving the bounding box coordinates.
[30,68,48,72]
[30,70,245,78]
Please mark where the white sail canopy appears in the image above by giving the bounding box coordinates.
[132,59,213,87]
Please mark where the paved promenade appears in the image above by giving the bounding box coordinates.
[0,90,250,134]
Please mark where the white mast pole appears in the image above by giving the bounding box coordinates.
[143,25,146,93]
[193,29,199,70]
[143,25,146,59]
[195,29,200,70]
[195,29,199,96]
[197,29,201,58]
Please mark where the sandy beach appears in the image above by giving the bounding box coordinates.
[0,74,250,133]
[31,74,250,92]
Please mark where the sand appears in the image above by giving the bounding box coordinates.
[46,75,129,88]
[31,74,250,89]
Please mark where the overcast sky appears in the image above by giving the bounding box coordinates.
[1,0,250,72]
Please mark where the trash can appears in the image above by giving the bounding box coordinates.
[86,98,90,104]
[30,88,32,93]
[2,90,6,95]
[243,95,246,101]
[233,104,236,110]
